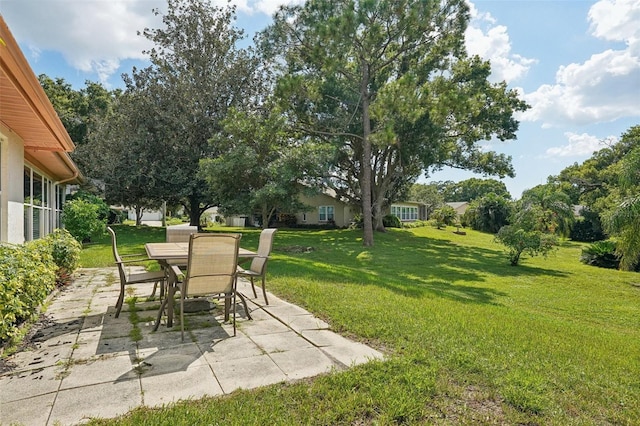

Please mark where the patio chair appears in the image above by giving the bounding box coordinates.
[159,225,198,297]
[237,228,277,305]
[159,233,242,340]
[107,227,166,318]
[166,225,198,243]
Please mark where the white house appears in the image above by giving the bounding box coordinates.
[0,17,81,243]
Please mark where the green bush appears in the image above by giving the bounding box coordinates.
[570,211,606,242]
[0,240,57,341]
[45,228,82,285]
[403,220,431,229]
[495,225,558,266]
[62,198,107,242]
[432,205,458,228]
[383,214,402,228]
[580,240,620,269]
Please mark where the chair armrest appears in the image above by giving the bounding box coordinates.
[121,253,148,258]
[169,264,185,282]
[117,259,151,264]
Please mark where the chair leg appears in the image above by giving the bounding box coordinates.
[250,277,258,299]
[261,276,269,305]
[180,294,185,342]
[154,295,170,331]
[232,293,237,337]
[115,283,125,318]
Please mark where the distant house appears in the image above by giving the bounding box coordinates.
[295,188,355,228]
[389,201,428,222]
[446,201,470,216]
[0,17,81,243]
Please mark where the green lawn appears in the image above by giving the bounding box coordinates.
[88,225,640,425]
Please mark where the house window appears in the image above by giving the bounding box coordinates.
[319,205,334,222]
[391,205,418,221]
[302,213,307,222]
[23,165,54,241]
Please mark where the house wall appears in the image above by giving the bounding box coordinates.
[1,124,26,243]
[296,191,354,228]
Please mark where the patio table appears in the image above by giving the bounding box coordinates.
[146,241,257,329]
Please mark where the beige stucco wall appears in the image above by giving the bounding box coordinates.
[1,123,26,243]
[296,191,354,228]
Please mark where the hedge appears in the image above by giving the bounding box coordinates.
[0,229,82,342]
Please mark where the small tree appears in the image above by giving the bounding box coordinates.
[62,199,107,243]
[495,225,558,266]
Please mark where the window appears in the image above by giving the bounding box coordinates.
[23,165,55,241]
[391,205,418,221]
[319,205,334,222]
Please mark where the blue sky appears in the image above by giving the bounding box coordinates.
[2,0,639,199]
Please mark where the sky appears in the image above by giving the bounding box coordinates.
[1,0,639,199]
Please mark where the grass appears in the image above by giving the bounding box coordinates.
[86,224,640,425]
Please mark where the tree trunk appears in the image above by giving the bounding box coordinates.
[361,64,374,247]
[188,194,201,228]
[373,198,386,232]
[261,205,269,229]
[135,206,143,226]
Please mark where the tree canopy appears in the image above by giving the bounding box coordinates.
[262,0,527,246]
[123,0,261,226]
[200,104,332,227]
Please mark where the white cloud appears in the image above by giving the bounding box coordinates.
[545,132,611,157]
[253,0,303,16]
[465,2,537,84]
[521,0,640,127]
[1,0,165,83]
[0,0,286,84]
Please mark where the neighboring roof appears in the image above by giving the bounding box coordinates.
[446,202,469,209]
[0,16,81,183]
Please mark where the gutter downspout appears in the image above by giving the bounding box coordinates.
[53,152,81,231]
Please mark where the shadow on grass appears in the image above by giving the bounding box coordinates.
[267,228,569,306]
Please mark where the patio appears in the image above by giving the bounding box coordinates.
[0,267,383,426]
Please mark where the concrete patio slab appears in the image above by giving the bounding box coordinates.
[0,392,56,426]
[141,363,223,407]
[0,267,384,425]
[211,353,287,393]
[50,380,142,425]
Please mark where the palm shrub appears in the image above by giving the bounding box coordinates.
[432,205,457,228]
[580,240,620,269]
[463,192,512,233]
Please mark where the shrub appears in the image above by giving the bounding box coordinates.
[432,205,458,228]
[383,214,402,228]
[45,228,82,286]
[570,210,606,242]
[464,193,512,233]
[0,240,57,341]
[580,240,620,269]
[495,225,558,266]
[403,220,431,229]
[62,198,107,242]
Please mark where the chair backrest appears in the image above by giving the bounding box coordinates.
[249,228,277,274]
[107,227,122,263]
[185,233,241,296]
[166,225,198,242]
[106,227,127,282]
